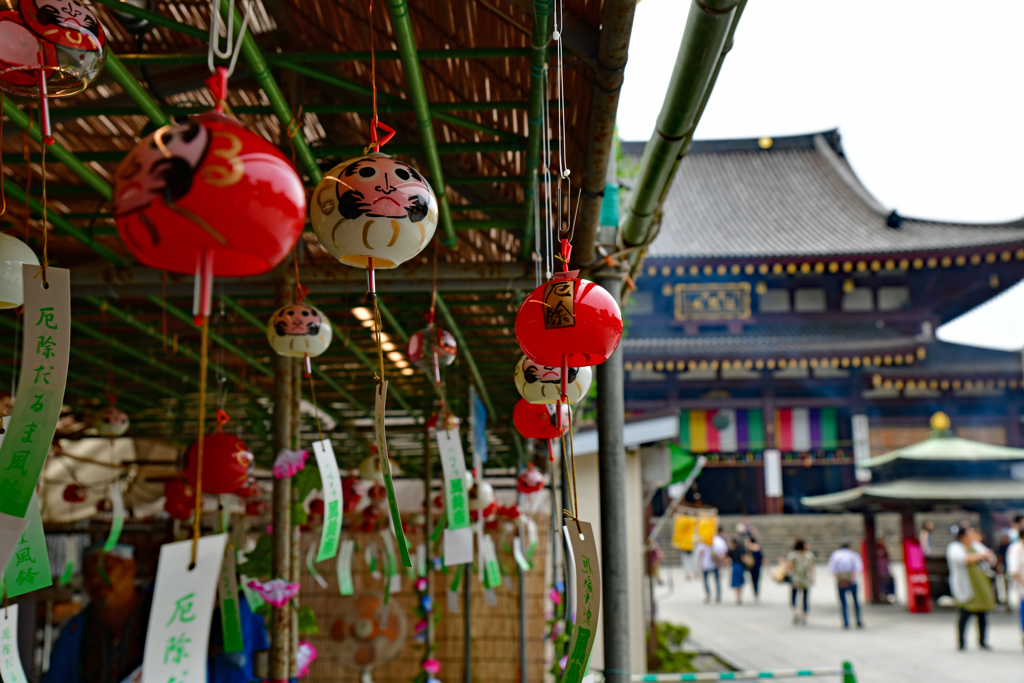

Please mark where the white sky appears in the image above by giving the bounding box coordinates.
[616,0,1024,351]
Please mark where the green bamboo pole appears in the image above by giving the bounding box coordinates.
[0,179,128,267]
[50,101,546,119]
[520,0,552,259]
[113,48,531,65]
[385,0,455,249]
[434,294,495,418]
[1,99,113,200]
[103,53,171,126]
[71,321,194,386]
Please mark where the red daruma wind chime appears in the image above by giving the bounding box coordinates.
[112,66,305,563]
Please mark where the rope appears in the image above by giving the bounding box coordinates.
[292,246,309,303]
[372,299,386,385]
[190,315,211,568]
[307,368,324,444]
[37,142,47,284]
[22,109,32,243]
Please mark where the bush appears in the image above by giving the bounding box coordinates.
[648,621,696,673]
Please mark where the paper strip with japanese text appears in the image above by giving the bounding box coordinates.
[336,538,354,596]
[373,382,411,567]
[103,482,126,552]
[142,534,227,683]
[0,604,27,683]
[435,428,470,530]
[3,493,51,598]
[0,266,70,519]
[312,439,343,562]
[560,518,600,683]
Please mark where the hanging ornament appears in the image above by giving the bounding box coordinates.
[360,502,383,532]
[266,303,333,358]
[407,323,456,373]
[94,406,129,438]
[425,411,459,431]
[517,464,545,495]
[234,477,263,499]
[514,355,592,405]
[245,499,269,517]
[164,479,195,521]
[515,239,622,368]
[0,233,39,309]
[0,0,107,144]
[310,154,438,271]
[112,69,306,321]
[468,480,497,521]
[367,483,387,501]
[358,454,390,482]
[62,483,86,503]
[513,399,569,440]
[342,476,364,513]
[184,432,254,495]
[273,448,308,479]
[309,498,325,516]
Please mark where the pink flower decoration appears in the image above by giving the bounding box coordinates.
[247,578,301,607]
[414,618,428,633]
[549,588,562,605]
[415,577,428,592]
[273,448,309,478]
[296,641,318,677]
[558,655,568,671]
[423,658,441,675]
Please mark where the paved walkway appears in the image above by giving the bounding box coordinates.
[656,565,1023,682]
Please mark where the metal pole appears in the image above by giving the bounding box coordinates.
[423,425,435,649]
[290,357,302,679]
[464,557,472,683]
[595,271,631,683]
[270,279,294,683]
[518,448,527,683]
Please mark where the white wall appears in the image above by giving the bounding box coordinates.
[570,447,647,676]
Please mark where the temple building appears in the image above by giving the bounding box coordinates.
[620,130,1024,514]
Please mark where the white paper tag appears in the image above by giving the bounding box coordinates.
[513,537,530,571]
[443,527,474,566]
[447,590,460,613]
[337,538,355,595]
[365,542,381,580]
[312,439,343,562]
[0,603,27,683]
[104,482,126,551]
[305,540,329,590]
[484,588,497,606]
[141,534,228,683]
[416,543,427,577]
[436,428,470,530]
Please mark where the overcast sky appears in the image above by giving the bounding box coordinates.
[616,0,1024,351]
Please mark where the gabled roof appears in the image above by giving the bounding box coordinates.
[873,340,1022,379]
[862,433,1024,467]
[621,130,1024,260]
[801,478,1024,510]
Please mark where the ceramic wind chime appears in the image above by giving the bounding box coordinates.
[0,233,39,309]
[0,0,108,144]
[265,301,333,378]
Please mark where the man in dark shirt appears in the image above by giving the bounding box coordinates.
[43,543,151,683]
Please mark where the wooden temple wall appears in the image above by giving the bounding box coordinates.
[300,515,551,682]
[870,425,1006,458]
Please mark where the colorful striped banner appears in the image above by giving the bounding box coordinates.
[774,408,838,452]
[680,408,836,453]
[679,410,765,453]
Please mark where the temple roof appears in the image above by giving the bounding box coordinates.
[873,341,1022,379]
[621,322,925,362]
[862,433,1024,467]
[621,131,1024,260]
[801,479,1024,510]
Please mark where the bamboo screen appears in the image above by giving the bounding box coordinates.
[300,515,552,682]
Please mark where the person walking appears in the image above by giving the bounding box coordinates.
[827,542,864,629]
[785,539,815,625]
[727,537,746,604]
[1004,515,1024,650]
[919,520,935,557]
[746,536,763,603]
[698,532,728,604]
[947,526,997,650]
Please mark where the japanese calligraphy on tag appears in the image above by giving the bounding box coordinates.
[336,538,354,596]
[312,439,343,562]
[561,518,600,683]
[217,542,244,653]
[0,604,27,683]
[103,482,126,552]
[142,534,227,683]
[435,428,469,530]
[0,266,70,519]
[3,493,51,598]
[542,279,576,329]
[0,419,29,574]
[373,382,411,568]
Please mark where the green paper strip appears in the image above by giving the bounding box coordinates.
[313,439,343,562]
[337,538,354,596]
[512,537,531,572]
[218,544,244,653]
[103,482,125,552]
[436,428,470,530]
[306,539,328,589]
[4,493,52,597]
[430,515,447,543]
[239,573,265,613]
[0,267,71,519]
[57,529,75,586]
[483,536,502,589]
[416,544,427,578]
[374,382,412,567]
[449,564,464,592]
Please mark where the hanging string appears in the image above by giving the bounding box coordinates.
[283,105,304,169]
[190,316,211,568]
[428,241,438,323]
[36,141,48,284]
[292,245,309,304]
[22,109,33,243]
[0,92,5,218]
[306,370,324,444]
[560,401,580,536]
[371,299,386,385]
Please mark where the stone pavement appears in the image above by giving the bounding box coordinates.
[656,564,1022,683]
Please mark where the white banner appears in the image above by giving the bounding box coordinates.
[763,449,782,498]
[852,414,872,482]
